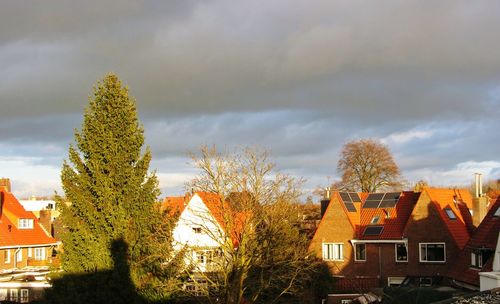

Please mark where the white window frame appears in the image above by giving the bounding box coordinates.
[16,249,22,262]
[20,289,29,303]
[34,248,45,261]
[471,251,484,268]
[4,250,10,264]
[354,243,366,262]
[27,248,32,258]
[395,243,408,262]
[370,216,380,224]
[322,243,344,261]
[18,218,34,229]
[419,242,446,263]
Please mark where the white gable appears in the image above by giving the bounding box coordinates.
[172,194,226,250]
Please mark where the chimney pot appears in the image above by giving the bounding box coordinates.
[0,178,11,192]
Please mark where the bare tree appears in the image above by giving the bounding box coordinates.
[337,139,403,192]
[186,146,322,304]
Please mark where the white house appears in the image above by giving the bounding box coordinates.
[163,192,233,273]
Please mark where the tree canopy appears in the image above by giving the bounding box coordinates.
[186,146,326,304]
[57,74,179,301]
[337,139,403,193]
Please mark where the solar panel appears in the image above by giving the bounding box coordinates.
[348,192,361,202]
[339,192,352,203]
[363,200,380,208]
[344,202,357,212]
[379,192,401,208]
[363,226,384,236]
[366,193,384,200]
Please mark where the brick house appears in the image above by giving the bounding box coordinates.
[309,188,475,291]
[0,188,59,273]
[449,198,500,290]
[0,184,59,302]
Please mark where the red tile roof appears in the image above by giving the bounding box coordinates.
[160,196,188,216]
[0,190,58,248]
[448,198,500,286]
[334,191,420,240]
[424,188,473,249]
[163,192,246,246]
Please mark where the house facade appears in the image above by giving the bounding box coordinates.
[0,183,59,302]
[309,188,475,291]
[162,192,230,274]
[449,198,500,290]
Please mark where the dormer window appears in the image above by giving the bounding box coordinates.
[18,218,34,229]
[444,208,457,220]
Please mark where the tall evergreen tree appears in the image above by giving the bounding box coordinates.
[57,74,178,300]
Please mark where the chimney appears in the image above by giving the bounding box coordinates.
[39,210,53,237]
[320,187,331,218]
[0,178,11,192]
[472,173,488,227]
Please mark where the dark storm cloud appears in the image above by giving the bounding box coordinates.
[1,0,499,196]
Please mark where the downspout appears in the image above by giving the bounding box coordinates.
[378,246,383,287]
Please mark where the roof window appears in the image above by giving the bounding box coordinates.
[370,216,380,224]
[444,208,457,220]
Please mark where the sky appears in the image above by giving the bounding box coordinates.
[1,0,499,199]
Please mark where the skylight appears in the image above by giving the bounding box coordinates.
[363,226,384,236]
[444,208,457,220]
[370,216,380,224]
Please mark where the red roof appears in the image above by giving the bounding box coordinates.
[358,191,419,239]
[0,190,58,248]
[163,192,246,246]
[334,191,420,240]
[160,196,188,216]
[424,188,473,249]
[448,198,500,286]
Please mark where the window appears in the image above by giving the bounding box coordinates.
[419,243,445,262]
[0,289,7,301]
[196,250,217,265]
[34,248,45,261]
[370,216,380,224]
[341,300,352,304]
[4,250,10,263]
[27,248,32,258]
[471,251,483,268]
[354,243,366,261]
[16,249,22,262]
[10,289,18,302]
[192,227,202,234]
[322,243,343,261]
[444,208,457,220]
[471,250,492,268]
[20,289,29,303]
[18,218,34,229]
[395,244,408,262]
[494,207,500,217]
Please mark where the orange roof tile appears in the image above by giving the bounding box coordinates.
[0,190,58,248]
[160,196,188,216]
[424,188,472,249]
[448,198,500,286]
[334,191,420,240]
